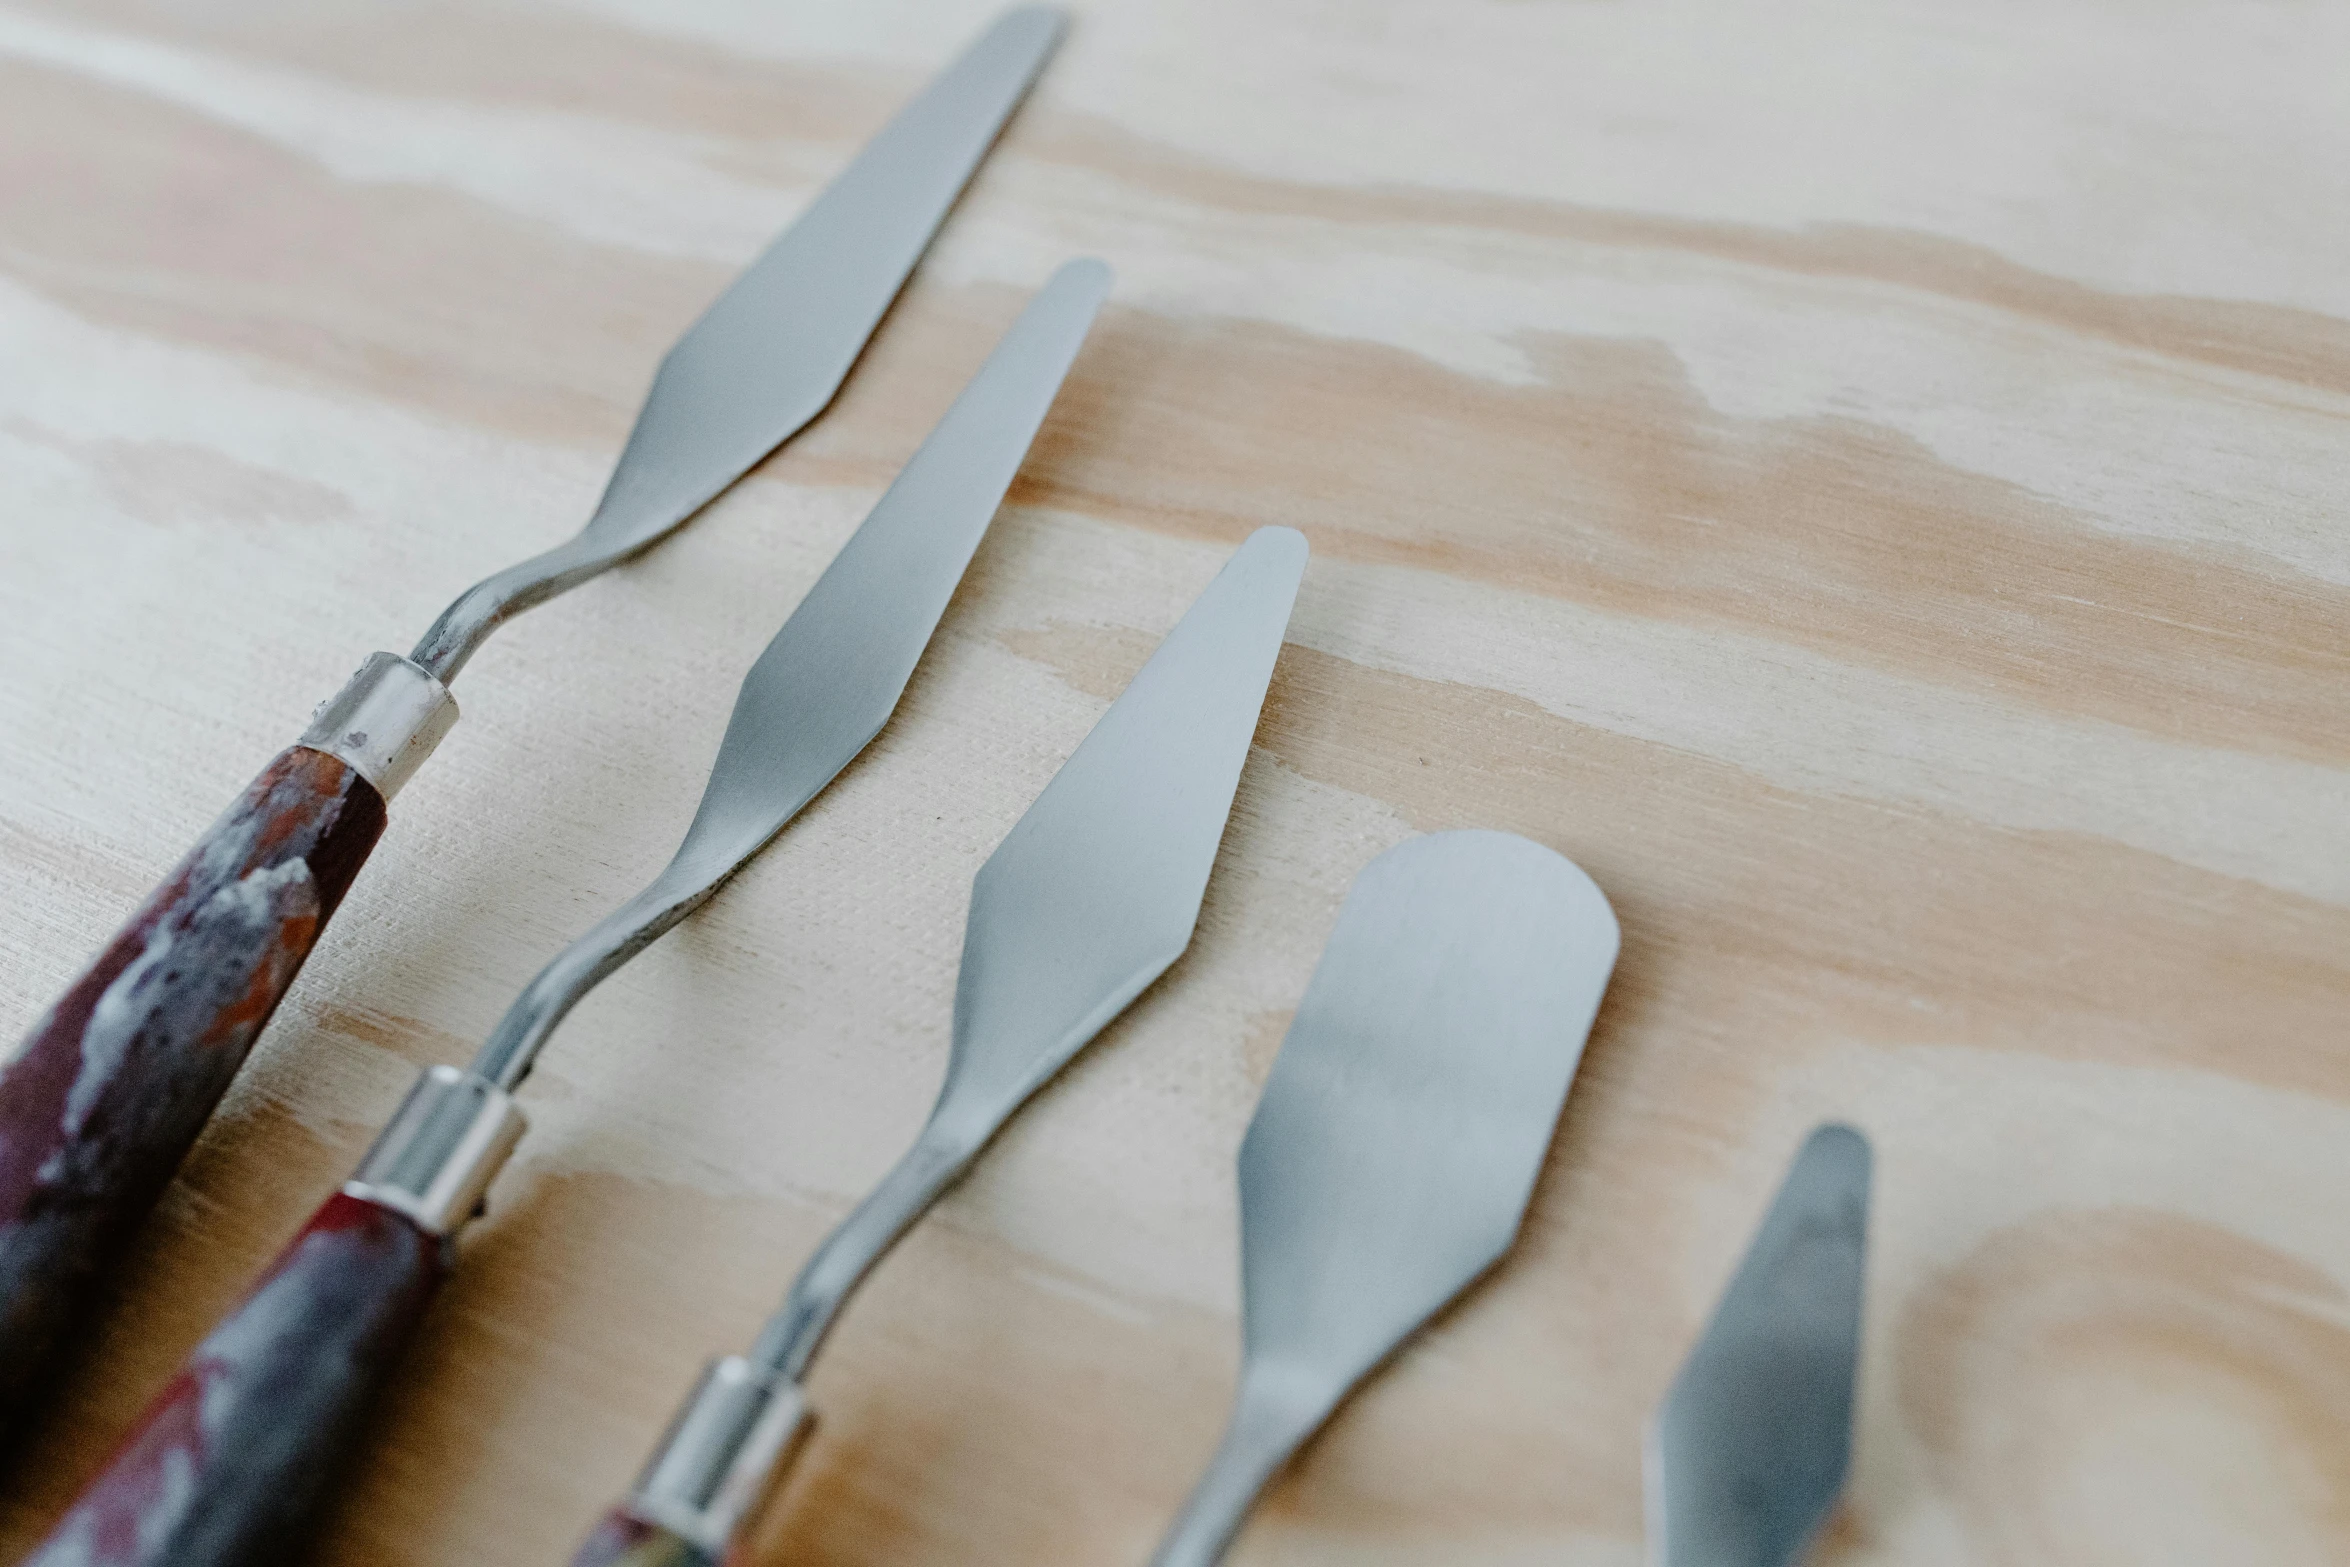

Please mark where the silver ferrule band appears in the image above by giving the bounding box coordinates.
[344,1064,526,1236]
[300,651,458,800]
[630,1357,814,1554]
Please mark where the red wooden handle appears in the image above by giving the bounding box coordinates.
[0,744,384,1429]
[569,1510,717,1567]
[21,1190,445,1567]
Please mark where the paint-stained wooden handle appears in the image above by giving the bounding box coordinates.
[568,1510,718,1567]
[0,744,385,1429]
[21,1189,445,1567]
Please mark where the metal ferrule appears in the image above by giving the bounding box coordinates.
[299,651,459,800]
[629,1357,814,1554]
[343,1064,526,1236]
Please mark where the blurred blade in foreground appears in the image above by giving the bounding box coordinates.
[1647,1124,1871,1567]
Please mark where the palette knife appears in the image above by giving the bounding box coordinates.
[1646,1124,1871,1567]
[21,258,1107,1567]
[1149,829,1621,1566]
[0,6,1069,1424]
[570,526,1309,1566]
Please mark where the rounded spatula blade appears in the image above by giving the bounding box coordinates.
[1151,830,1621,1567]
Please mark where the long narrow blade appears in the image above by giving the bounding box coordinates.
[1647,1125,1871,1567]
[584,7,1067,554]
[941,527,1307,1111]
[1150,831,1620,1567]
[672,259,1107,883]
[465,260,1105,1090]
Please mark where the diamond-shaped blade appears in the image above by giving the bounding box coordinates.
[1647,1124,1871,1567]
[744,527,1306,1383]
[581,7,1067,556]
[941,526,1307,1112]
[413,8,1067,676]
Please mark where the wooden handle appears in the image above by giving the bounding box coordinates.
[0,744,385,1428]
[21,1190,445,1567]
[568,1510,718,1567]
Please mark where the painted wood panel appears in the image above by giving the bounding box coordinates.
[1,1,2344,1563]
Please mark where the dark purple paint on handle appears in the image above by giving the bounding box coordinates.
[22,1190,445,1567]
[0,745,384,1429]
[570,1510,717,1567]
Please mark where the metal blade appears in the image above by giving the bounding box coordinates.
[945,526,1306,1110]
[1647,1124,1870,1567]
[747,526,1307,1381]
[469,258,1109,1090]
[1151,830,1621,1567]
[411,7,1068,678]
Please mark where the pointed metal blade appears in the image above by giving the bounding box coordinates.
[673,258,1106,884]
[741,526,1306,1384]
[412,7,1067,677]
[1647,1124,1870,1567]
[1150,831,1620,1567]
[468,259,1106,1090]
[942,526,1307,1112]
[585,7,1066,551]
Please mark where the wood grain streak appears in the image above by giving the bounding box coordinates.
[1016,318,2350,764]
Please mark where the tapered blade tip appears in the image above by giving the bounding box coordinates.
[1239,524,1310,573]
[1048,256,1115,307]
[947,522,1302,1109]
[1801,1121,1871,1182]
[997,5,1072,44]
[1647,1123,1871,1567]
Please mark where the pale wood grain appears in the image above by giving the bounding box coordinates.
[2,1,2347,1564]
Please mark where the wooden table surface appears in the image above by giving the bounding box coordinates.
[4,1,2347,1562]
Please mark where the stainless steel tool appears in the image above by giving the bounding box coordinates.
[1647,1124,1871,1567]
[22,258,1109,1567]
[0,4,1068,1429]
[1149,829,1622,1567]
[565,526,1310,1567]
